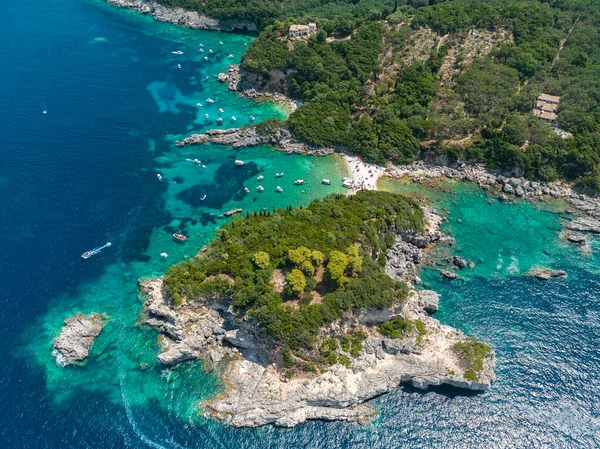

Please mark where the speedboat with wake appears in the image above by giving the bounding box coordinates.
[81,242,111,259]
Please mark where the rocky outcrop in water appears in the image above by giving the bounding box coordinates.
[528,267,568,280]
[106,0,257,32]
[53,313,107,366]
[139,206,495,428]
[177,127,335,156]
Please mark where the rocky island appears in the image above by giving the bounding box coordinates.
[53,312,107,366]
[140,191,494,427]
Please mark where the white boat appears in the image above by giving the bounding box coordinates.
[217,117,223,123]
[201,164,206,168]
[235,160,245,166]
[206,98,215,103]
[322,179,331,185]
[276,186,283,192]
[199,48,204,52]
[294,180,304,185]
[204,56,208,61]
[81,242,112,259]
[177,64,181,69]
[228,54,234,58]
[244,43,247,47]
[193,159,201,164]
[231,116,236,121]
[250,116,255,121]
[219,41,223,45]
[200,194,207,201]
[342,180,353,188]
[196,103,203,107]
[219,108,224,113]
[257,175,264,181]
[172,50,183,55]
[42,109,47,115]
[199,44,204,47]
[160,252,168,258]
[256,185,264,192]
[157,173,162,181]
[276,172,284,177]
[205,76,209,81]
[244,187,250,193]
[205,113,209,119]
[209,49,214,54]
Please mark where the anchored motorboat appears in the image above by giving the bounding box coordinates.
[160,252,168,258]
[322,179,331,185]
[206,98,215,103]
[204,56,208,61]
[157,173,162,181]
[231,116,236,121]
[257,175,264,181]
[173,233,187,241]
[244,187,250,193]
[294,180,304,185]
[250,115,255,121]
[276,186,283,192]
[219,108,224,113]
[276,172,284,177]
[200,194,207,201]
[196,103,203,107]
[235,160,245,166]
[172,50,183,55]
[256,185,264,192]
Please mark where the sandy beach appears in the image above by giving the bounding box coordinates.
[343,155,385,192]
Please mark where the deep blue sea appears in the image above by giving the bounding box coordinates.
[1,0,599,447]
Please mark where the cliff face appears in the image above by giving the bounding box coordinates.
[139,205,495,428]
[106,0,257,32]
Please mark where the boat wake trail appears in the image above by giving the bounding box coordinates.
[112,207,227,449]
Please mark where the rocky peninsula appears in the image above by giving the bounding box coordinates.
[53,313,107,366]
[106,0,257,32]
[139,194,495,428]
[176,127,335,156]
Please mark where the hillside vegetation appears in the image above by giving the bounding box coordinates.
[163,191,423,369]
[157,0,600,189]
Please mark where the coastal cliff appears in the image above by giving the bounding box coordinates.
[106,0,257,32]
[139,194,495,427]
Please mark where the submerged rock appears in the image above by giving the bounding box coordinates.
[440,270,458,280]
[53,312,107,366]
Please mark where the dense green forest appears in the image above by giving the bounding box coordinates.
[163,191,423,369]
[157,0,600,189]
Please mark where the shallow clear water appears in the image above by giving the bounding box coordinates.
[2,1,600,447]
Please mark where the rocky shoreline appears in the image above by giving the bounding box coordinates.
[218,65,298,111]
[386,161,600,238]
[139,206,495,428]
[53,313,107,366]
[105,0,257,32]
[176,126,335,156]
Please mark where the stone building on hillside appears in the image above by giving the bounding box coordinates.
[533,93,560,123]
[289,23,317,39]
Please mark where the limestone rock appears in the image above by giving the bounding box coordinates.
[53,312,107,366]
[528,267,567,280]
[452,256,467,269]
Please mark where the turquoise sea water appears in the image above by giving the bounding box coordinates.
[2,0,600,447]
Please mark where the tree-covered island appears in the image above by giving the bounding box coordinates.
[141,191,495,427]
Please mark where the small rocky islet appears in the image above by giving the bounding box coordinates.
[53,312,108,366]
